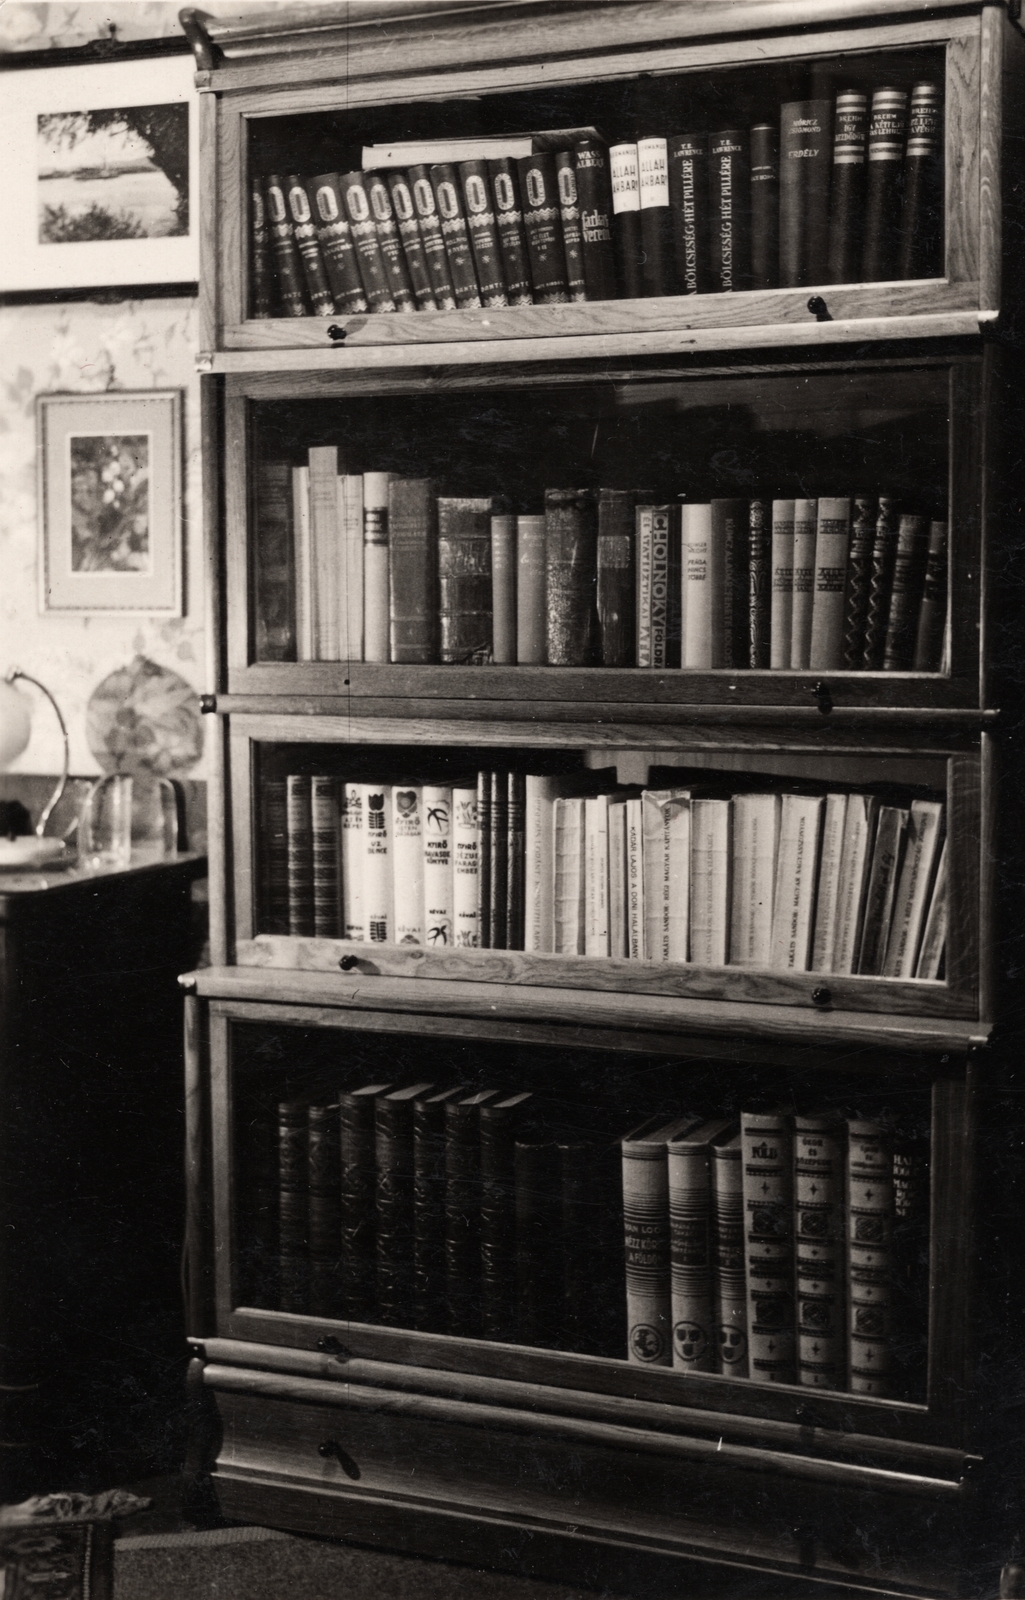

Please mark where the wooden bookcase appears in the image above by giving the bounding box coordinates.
[181,3,1025,1594]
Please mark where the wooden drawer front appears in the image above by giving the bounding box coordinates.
[205,1367,968,1596]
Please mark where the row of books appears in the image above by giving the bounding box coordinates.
[250,82,941,318]
[263,453,948,673]
[265,768,948,982]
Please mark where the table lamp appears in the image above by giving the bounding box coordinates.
[0,668,70,869]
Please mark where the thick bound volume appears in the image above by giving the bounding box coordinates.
[708,129,749,292]
[285,774,314,936]
[790,498,817,670]
[430,165,482,308]
[667,134,709,295]
[277,1099,309,1312]
[884,798,945,979]
[452,786,480,948]
[307,173,369,313]
[285,174,335,314]
[769,498,795,670]
[517,153,569,303]
[574,140,618,301]
[609,142,644,298]
[668,1119,733,1372]
[883,514,931,670]
[826,90,868,285]
[682,503,725,668]
[779,100,832,287]
[747,497,771,668]
[637,136,675,296]
[249,177,275,316]
[310,773,341,937]
[364,173,416,311]
[843,494,877,669]
[913,521,948,671]
[341,783,364,939]
[711,1131,748,1377]
[264,174,306,316]
[898,83,943,279]
[458,159,508,307]
[491,511,516,664]
[340,1080,391,1319]
[636,505,681,668]
[376,1081,434,1325]
[749,123,779,290]
[254,458,296,661]
[794,1115,845,1389]
[476,770,493,948]
[339,171,396,311]
[437,497,493,664]
[712,497,749,669]
[480,1092,533,1340]
[741,1108,796,1383]
[862,88,909,281]
[597,488,638,666]
[362,471,390,663]
[892,1130,930,1397]
[407,166,458,309]
[514,1142,561,1348]
[809,497,851,671]
[545,488,598,665]
[261,776,289,933]
[847,1119,894,1395]
[488,158,533,305]
[506,770,526,949]
[622,1115,697,1366]
[384,169,437,309]
[555,151,587,301]
[489,770,509,951]
[413,1085,463,1330]
[445,1089,500,1335]
[388,478,437,663]
[516,514,546,664]
[862,495,901,669]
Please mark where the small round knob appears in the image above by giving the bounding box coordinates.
[338,954,358,972]
[811,986,832,1008]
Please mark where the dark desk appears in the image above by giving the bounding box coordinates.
[0,853,206,1495]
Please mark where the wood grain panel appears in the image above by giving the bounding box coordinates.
[926,1067,975,1444]
[197,89,219,354]
[944,753,981,1008]
[948,361,984,696]
[218,103,246,334]
[229,724,256,942]
[184,992,213,1338]
[209,1010,237,1330]
[223,392,251,673]
[978,8,1002,310]
[946,31,983,288]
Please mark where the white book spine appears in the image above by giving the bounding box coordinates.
[626,796,644,959]
[915,837,948,979]
[622,1135,672,1367]
[769,795,824,971]
[832,795,877,974]
[682,503,722,668]
[728,793,779,967]
[665,793,691,963]
[422,784,453,949]
[668,1136,717,1372]
[584,795,610,956]
[770,498,795,670]
[451,785,480,948]
[882,798,945,978]
[810,793,848,972]
[363,470,391,663]
[790,497,817,670]
[690,798,730,967]
[340,781,365,940]
[308,445,340,661]
[641,789,670,961]
[554,796,585,954]
[341,474,364,662]
[809,496,851,671]
[524,775,556,952]
[293,465,313,662]
[391,786,424,944]
[609,799,628,959]
[360,781,392,942]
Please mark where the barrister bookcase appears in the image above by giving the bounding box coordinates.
[181,3,1025,1594]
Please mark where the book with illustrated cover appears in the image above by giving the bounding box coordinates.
[622,1114,701,1367]
[668,1118,734,1372]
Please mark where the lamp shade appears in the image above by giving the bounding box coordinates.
[0,678,31,769]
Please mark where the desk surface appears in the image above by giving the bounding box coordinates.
[0,851,206,905]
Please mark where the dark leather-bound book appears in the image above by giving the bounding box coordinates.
[384,169,437,309]
[747,498,772,667]
[429,163,482,307]
[480,1091,533,1340]
[667,134,709,295]
[477,769,493,948]
[883,514,931,670]
[826,90,868,285]
[407,164,458,308]
[898,82,943,280]
[376,1081,434,1326]
[307,173,370,313]
[779,100,832,287]
[749,123,779,290]
[912,520,948,672]
[413,1086,465,1330]
[515,1140,562,1347]
[560,1138,621,1356]
[709,129,750,292]
[277,1098,310,1313]
[458,159,508,307]
[545,487,599,665]
[339,1080,393,1320]
[506,770,526,950]
[339,171,396,311]
[517,152,570,303]
[310,773,341,937]
[843,494,878,669]
[487,157,533,305]
[388,478,437,664]
[862,495,901,668]
[862,88,909,281]
[714,497,751,669]
[254,457,296,662]
[249,176,275,316]
[609,142,644,298]
[364,172,417,311]
[285,173,335,315]
[637,135,675,296]
[573,140,618,301]
[445,1089,501,1335]
[285,772,314,936]
[555,151,587,301]
[260,774,290,933]
[489,770,509,952]
[597,487,639,666]
[307,1101,340,1318]
[264,174,307,316]
[437,497,493,664]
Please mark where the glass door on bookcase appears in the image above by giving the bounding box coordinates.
[225,353,981,708]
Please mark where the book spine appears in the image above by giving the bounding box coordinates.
[769,795,824,971]
[340,781,365,940]
[826,90,868,285]
[597,488,637,667]
[574,140,618,301]
[843,494,877,669]
[883,513,931,671]
[341,474,364,662]
[525,776,556,953]
[690,799,730,968]
[912,520,948,672]
[452,785,480,948]
[779,101,832,288]
[480,1103,523,1340]
[741,1109,796,1383]
[882,799,944,979]
[708,129,750,292]
[362,471,391,663]
[376,1097,417,1324]
[795,1116,846,1389]
[832,794,877,975]
[240,1103,277,1305]
[339,171,397,311]
[286,773,314,936]
[713,498,750,670]
[506,770,526,950]
[277,1099,309,1312]
[847,1120,894,1396]
[517,152,570,303]
[459,158,508,306]
[809,496,851,671]
[407,165,458,309]
[640,789,667,961]
[250,176,275,316]
[445,1101,485,1335]
[388,478,437,664]
[361,782,392,943]
[307,444,340,661]
[554,796,585,954]
[430,164,482,307]
[391,785,425,945]
[609,799,628,958]
[636,504,675,669]
[365,172,417,311]
[898,82,944,280]
[516,513,547,664]
[747,497,771,668]
[264,174,307,316]
[436,497,493,665]
[609,142,644,299]
[310,774,341,938]
[489,769,509,952]
[683,503,724,668]
[637,135,675,297]
[487,157,534,305]
[857,804,908,976]
[668,1139,717,1371]
[769,498,795,670]
[789,497,817,670]
[545,487,598,666]
[476,770,493,948]
[293,465,312,661]
[626,796,644,959]
[384,169,437,309]
[584,794,610,957]
[712,1139,748,1376]
[261,775,290,934]
[891,1131,930,1399]
[555,151,587,301]
[561,1140,615,1354]
[623,1139,672,1366]
[749,122,779,290]
[254,458,297,662]
[491,511,516,664]
[915,837,947,978]
[420,784,453,950]
[413,1093,452,1331]
[728,794,778,967]
[667,134,709,295]
[285,173,335,315]
[307,173,370,312]
[810,792,848,972]
[862,495,901,669]
[339,1090,381,1319]
[862,88,909,282]
[515,1142,562,1348]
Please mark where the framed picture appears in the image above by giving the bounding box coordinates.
[0,54,198,293]
[38,390,183,616]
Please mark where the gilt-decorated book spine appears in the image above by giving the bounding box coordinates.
[597,487,638,666]
[489,770,509,953]
[741,1108,796,1383]
[709,129,750,292]
[307,173,369,313]
[515,1141,562,1348]
[898,82,943,280]
[506,770,526,951]
[749,122,779,290]
[862,89,909,282]
[883,513,931,671]
[667,134,709,295]
[826,90,868,285]
[310,773,341,938]
[264,174,307,316]
[459,159,508,307]
[286,773,315,937]
[277,1098,309,1313]
[711,1133,748,1377]
[477,769,493,949]
[862,495,901,669]
[747,497,771,668]
[574,140,618,301]
[339,171,396,311]
[847,1119,895,1396]
[779,101,832,288]
[637,135,675,297]
[518,152,570,303]
[339,1084,389,1320]
[913,520,948,672]
[445,1093,497,1336]
[555,151,587,301]
[249,176,275,316]
[487,157,533,305]
[622,1122,673,1368]
[408,165,458,309]
[308,1101,340,1318]
[843,494,877,669]
[261,774,290,934]
[545,488,598,666]
[388,478,437,664]
[794,1115,845,1390]
[437,497,493,664]
[376,1085,432,1326]
[285,173,335,315]
[430,164,482,307]
[480,1093,532,1341]
[413,1087,462,1331]
[385,169,437,309]
[609,142,644,299]
[364,172,416,311]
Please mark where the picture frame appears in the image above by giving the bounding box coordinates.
[0,54,198,294]
[38,389,183,616]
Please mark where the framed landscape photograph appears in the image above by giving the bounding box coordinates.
[0,55,198,293]
[38,390,183,615]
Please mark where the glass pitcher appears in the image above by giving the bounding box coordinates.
[79,774,184,868]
